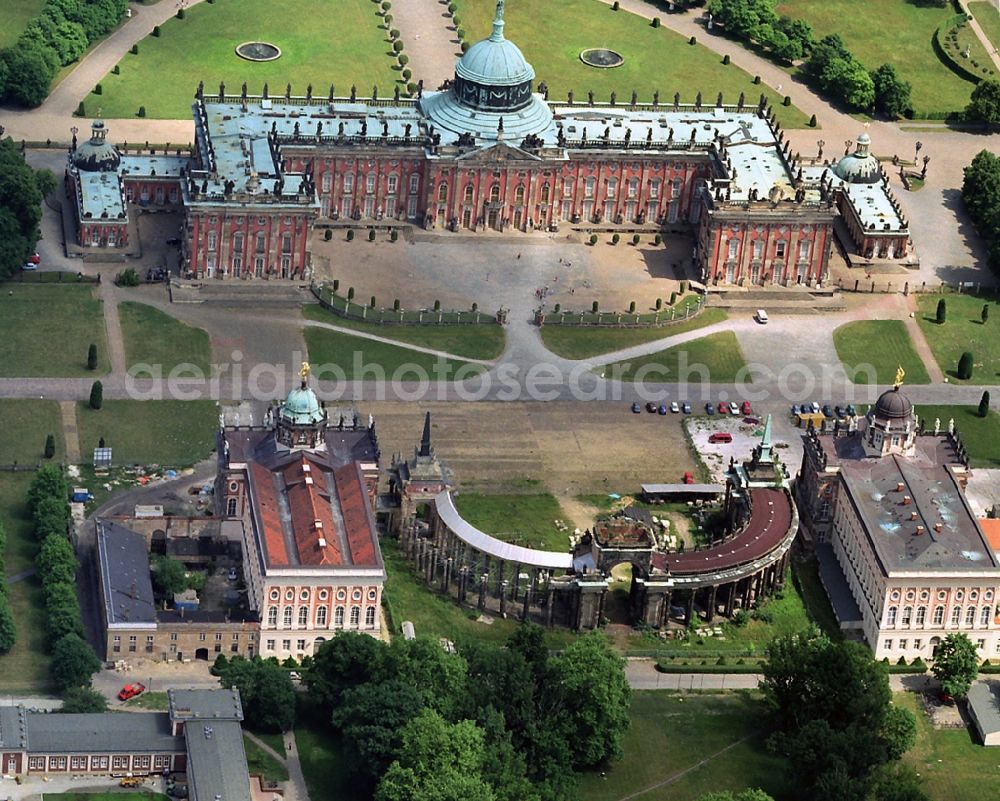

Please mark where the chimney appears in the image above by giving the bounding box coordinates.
[909,511,918,521]
[915,525,925,536]
[130,581,137,599]
[317,537,327,549]
[902,496,912,505]
[896,482,905,492]
[934,522,943,533]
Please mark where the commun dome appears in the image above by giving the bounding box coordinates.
[422,0,553,139]
[834,132,881,184]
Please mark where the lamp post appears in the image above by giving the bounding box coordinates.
[914,140,923,164]
[922,154,930,179]
[844,139,853,156]
[70,125,78,152]
[817,139,825,161]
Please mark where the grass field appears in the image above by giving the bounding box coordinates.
[577,691,791,801]
[777,0,975,115]
[295,721,365,801]
[124,691,169,710]
[0,473,52,692]
[243,734,290,782]
[381,539,578,648]
[95,0,398,118]
[970,2,1000,53]
[833,320,931,385]
[540,308,728,360]
[0,285,107,377]
[304,328,485,380]
[249,729,286,756]
[0,0,47,48]
[897,691,1000,801]
[603,331,749,383]
[911,404,1000,468]
[916,293,1000,383]
[454,0,811,127]
[0,400,65,465]
[302,305,505,361]
[119,302,212,375]
[75,400,217,467]
[453,492,570,551]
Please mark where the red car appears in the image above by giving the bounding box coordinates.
[683,471,695,484]
[741,401,752,415]
[118,682,146,701]
[708,432,733,444]
[717,401,728,414]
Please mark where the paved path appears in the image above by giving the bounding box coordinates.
[282,730,311,801]
[391,0,460,90]
[904,295,947,383]
[303,318,495,365]
[962,0,1000,73]
[5,568,37,587]
[59,400,82,463]
[99,281,129,377]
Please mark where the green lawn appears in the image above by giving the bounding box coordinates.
[381,539,578,648]
[602,331,749,383]
[454,0,811,127]
[833,320,931,385]
[123,691,169,711]
[790,554,842,640]
[577,691,791,801]
[0,473,53,692]
[243,734,290,783]
[295,722,365,801]
[75,400,217,467]
[777,0,975,115]
[0,285,108,377]
[453,492,570,551]
[911,404,1000,468]
[541,308,728,359]
[302,305,505,361]
[970,1,1000,53]
[916,293,1000,383]
[250,729,287,756]
[119,302,212,376]
[897,690,1000,801]
[0,400,65,465]
[95,0,398,119]
[303,329,485,381]
[0,0,47,49]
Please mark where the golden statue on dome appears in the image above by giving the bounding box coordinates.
[894,365,905,389]
[299,361,311,382]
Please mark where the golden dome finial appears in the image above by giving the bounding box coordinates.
[299,361,311,383]
[894,365,905,389]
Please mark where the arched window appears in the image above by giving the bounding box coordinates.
[233,233,244,251]
[316,606,328,626]
[226,497,237,516]
[886,606,897,627]
[915,606,926,625]
[490,184,500,202]
[540,183,550,203]
[951,606,962,626]
[932,605,944,625]
[267,607,278,626]
[409,173,419,193]
[981,606,991,626]
[365,607,376,627]
[255,233,266,253]
[464,184,474,203]
[515,184,525,203]
[350,607,360,627]
[628,178,638,198]
[606,178,617,199]
[966,606,977,626]
[334,606,345,627]
[298,606,309,626]
[438,182,448,202]
[902,606,912,626]
[282,607,293,627]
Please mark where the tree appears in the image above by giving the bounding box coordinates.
[980,390,991,418]
[870,63,911,118]
[87,343,98,370]
[931,633,979,699]
[89,380,103,410]
[966,78,1000,129]
[936,298,947,324]
[0,46,56,107]
[881,704,917,761]
[308,631,392,714]
[804,33,850,80]
[50,632,100,690]
[34,494,70,540]
[45,581,84,638]
[869,763,930,801]
[215,656,296,731]
[375,709,494,801]
[821,57,875,110]
[957,351,974,380]
[37,534,78,586]
[334,678,426,782]
[28,464,67,516]
[961,150,1000,275]
[0,597,16,653]
[391,636,468,719]
[44,434,56,459]
[983,304,990,324]
[0,138,47,279]
[151,554,187,596]
[548,632,631,768]
[696,791,776,801]
[60,685,108,713]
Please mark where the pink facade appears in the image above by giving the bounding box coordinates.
[186,208,314,279]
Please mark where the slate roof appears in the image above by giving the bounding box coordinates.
[968,681,1000,738]
[25,711,182,754]
[184,719,253,801]
[97,520,156,625]
[168,688,244,722]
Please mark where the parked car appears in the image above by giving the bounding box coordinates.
[834,405,846,418]
[166,237,182,246]
[754,309,769,324]
[717,401,728,414]
[682,402,692,414]
[118,682,146,701]
[822,404,835,418]
[790,404,801,416]
[741,400,752,415]
[646,402,658,413]
[744,416,760,425]
[21,261,38,271]
[705,402,715,415]
[846,403,857,416]
[728,401,739,415]
[670,401,680,413]
[683,471,695,484]
[658,404,668,415]
[809,401,821,414]
[227,567,238,581]
[708,432,733,444]
[631,402,641,414]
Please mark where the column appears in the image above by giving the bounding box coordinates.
[457,566,468,604]
[725,582,737,616]
[685,593,695,627]
[441,557,453,594]
[521,583,531,621]
[494,560,505,597]
[478,574,488,611]
[546,587,555,627]
[499,581,509,618]
[661,590,672,627]
[706,585,718,622]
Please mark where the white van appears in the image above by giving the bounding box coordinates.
[754,309,769,324]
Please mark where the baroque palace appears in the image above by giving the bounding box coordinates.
[66,1,909,285]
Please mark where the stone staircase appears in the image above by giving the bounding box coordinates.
[704,285,845,313]
[169,279,313,305]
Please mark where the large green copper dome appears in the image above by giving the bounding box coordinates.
[455,11,534,88]
[280,386,324,425]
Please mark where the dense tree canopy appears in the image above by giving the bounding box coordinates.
[60,685,109,713]
[215,655,296,732]
[870,63,912,119]
[706,0,813,63]
[51,632,101,690]
[962,149,1000,275]
[966,78,1000,129]
[762,632,917,801]
[931,633,979,699]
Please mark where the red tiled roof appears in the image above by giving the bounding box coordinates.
[282,456,343,567]
[334,463,379,566]
[250,461,289,566]
[979,518,1000,553]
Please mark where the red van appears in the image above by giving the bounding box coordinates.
[708,432,733,444]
